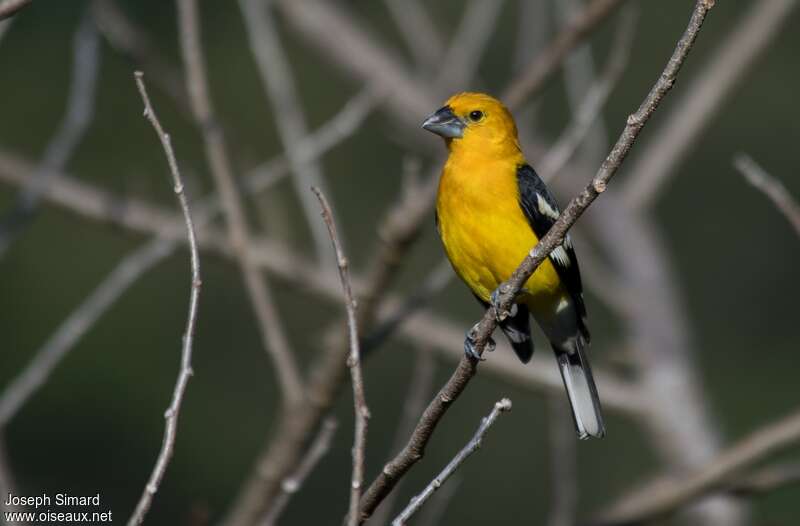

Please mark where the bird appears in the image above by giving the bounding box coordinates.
[422,92,605,439]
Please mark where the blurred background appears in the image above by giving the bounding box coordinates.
[1,0,798,525]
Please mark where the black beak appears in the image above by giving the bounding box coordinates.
[421,106,465,139]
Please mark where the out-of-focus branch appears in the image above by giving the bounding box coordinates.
[91,0,188,112]
[0,0,31,21]
[127,72,202,526]
[176,0,303,406]
[0,153,642,416]
[381,0,443,72]
[260,418,338,526]
[538,5,637,179]
[734,154,800,236]
[369,348,438,526]
[624,0,799,210]
[591,407,800,526]
[358,3,714,520]
[546,397,578,526]
[726,461,800,498]
[391,399,512,526]
[0,11,99,256]
[503,0,628,108]
[434,0,507,92]
[312,188,370,526]
[239,0,338,269]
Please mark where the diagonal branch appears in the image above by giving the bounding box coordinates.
[127,72,202,526]
[391,399,512,526]
[734,154,800,237]
[0,0,31,21]
[357,1,715,521]
[176,0,303,406]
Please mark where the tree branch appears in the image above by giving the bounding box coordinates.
[357,2,715,520]
[127,72,202,526]
[391,399,512,526]
[734,154,800,237]
[176,0,304,406]
[0,0,31,21]
[312,188,370,526]
[591,407,800,526]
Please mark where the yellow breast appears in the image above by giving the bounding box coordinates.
[436,154,564,305]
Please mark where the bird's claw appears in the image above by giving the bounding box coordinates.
[464,324,495,361]
[490,289,517,322]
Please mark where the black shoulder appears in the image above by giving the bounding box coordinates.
[516,164,589,333]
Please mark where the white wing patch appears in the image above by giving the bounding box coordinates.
[536,193,560,220]
[550,245,572,268]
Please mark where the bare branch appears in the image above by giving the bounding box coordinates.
[392,399,512,526]
[357,2,714,520]
[0,0,31,21]
[726,461,800,498]
[239,0,338,269]
[312,188,370,526]
[176,0,304,406]
[0,11,99,256]
[592,407,800,526]
[503,0,628,108]
[734,154,800,237]
[539,5,637,179]
[127,72,202,526]
[260,418,338,526]
[624,0,799,210]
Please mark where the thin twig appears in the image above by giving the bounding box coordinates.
[239,0,337,269]
[591,407,800,526]
[0,10,99,256]
[128,72,202,526]
[312,188,370,526]
[734,154,800,236]
[176,0,304,406]
[623,0,799,210]
[503,0,629,108]
[260,418,339,526]
[0,0,31,21]
[357,2,714,520]
[726,461,800,498]
[392,399,512,526]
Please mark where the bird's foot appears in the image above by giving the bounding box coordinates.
[490,288,517,322]
[464,323,495,361]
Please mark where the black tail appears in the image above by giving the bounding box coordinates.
[553,340,605,439]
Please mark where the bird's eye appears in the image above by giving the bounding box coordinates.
[469,110,484,122]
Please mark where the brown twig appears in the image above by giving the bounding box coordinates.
[128,72,202,526]
[591,407,800,526]
[391,399,513,526]
[503,0,629,108]
[623,0,799,211]
[176,0,303,406]
[734,154,800,237]
[312,188,370,526]
[357,2,714,520]
[0,0,31,21]
[260,418,339,526]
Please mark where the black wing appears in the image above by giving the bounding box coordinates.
[473,294,534,363]
[516,164,589,341]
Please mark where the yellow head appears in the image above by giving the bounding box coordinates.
[421,92,521,158]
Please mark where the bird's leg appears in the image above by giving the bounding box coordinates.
[490,288,518,322]
[464,322,495,361]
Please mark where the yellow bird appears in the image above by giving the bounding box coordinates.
[422,92,605,439]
